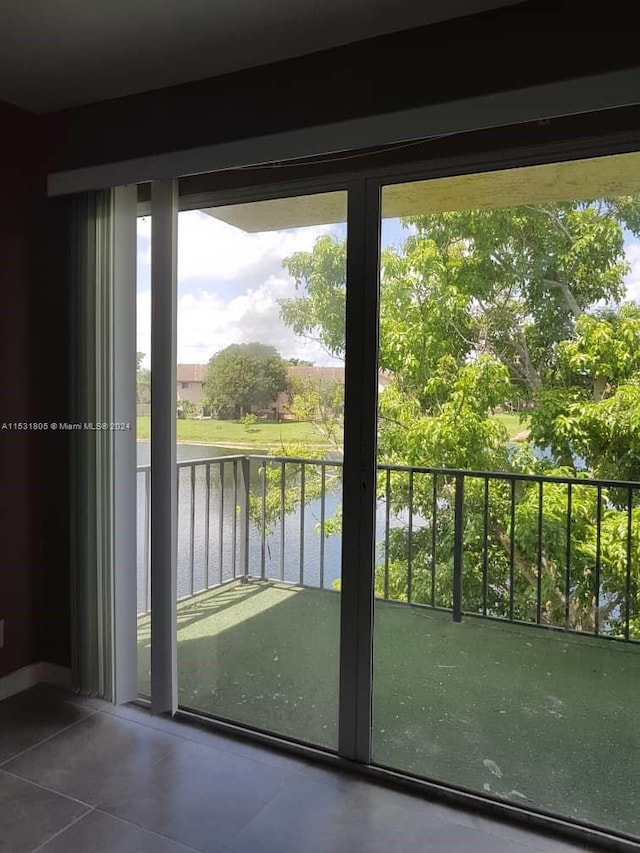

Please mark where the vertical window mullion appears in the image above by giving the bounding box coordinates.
[150,180,178,715]
[338,178,381,762]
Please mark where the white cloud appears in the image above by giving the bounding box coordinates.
[137,278,340,369]
[624,240,640,303]
[136,289,151,367]
[136,213,344,369]
[175,274,338,366]
[137,210,333,284]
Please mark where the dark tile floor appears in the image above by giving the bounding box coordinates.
[0,685,608,853]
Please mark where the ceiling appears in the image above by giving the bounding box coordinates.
[1,0,522,114]
[202,152,640,231]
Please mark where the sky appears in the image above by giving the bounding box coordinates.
[136,208,640,371]
[138,212,345,369]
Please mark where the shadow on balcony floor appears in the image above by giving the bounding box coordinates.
[137,579,639,839]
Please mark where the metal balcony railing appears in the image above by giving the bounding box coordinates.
[136,455,640,643]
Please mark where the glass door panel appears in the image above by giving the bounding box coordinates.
[372,154,640,839]
[175,191,347,748]
[136,212,152,696]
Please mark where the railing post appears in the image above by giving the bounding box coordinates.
[239,456,250,583]
[144,469,151,613]
[452,473,464,623]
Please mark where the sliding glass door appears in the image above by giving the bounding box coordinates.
[172,191,348,747]
[372,153,640,839]
[136,212,152,696]
[138,150,639,844]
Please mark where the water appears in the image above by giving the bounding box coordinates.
[141,441,579,615]
[136,442,345,611]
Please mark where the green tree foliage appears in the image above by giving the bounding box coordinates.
[277,196,640,639]
[177,400,201,419]
[529,305,640,481]
[204,343,288,418]
[287,374,344,450]
[280,200,640,395]
[280,235,347,358]
[136,353,151,405]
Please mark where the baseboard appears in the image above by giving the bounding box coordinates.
[0,662,72,701]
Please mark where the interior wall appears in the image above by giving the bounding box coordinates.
[29,196,72,670]
[0,102,71,679]
[0,101,38,677]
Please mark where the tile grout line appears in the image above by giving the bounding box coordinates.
[26,695,595,851]
[3,715,192,811]
[98,703,344,784]
[0,709,98,769]
[1,718,186,817]
[0,767,96,809]
[93,808,204,853]
[29,808,96,853]
[215,777,298,853]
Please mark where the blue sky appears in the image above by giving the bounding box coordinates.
[137,210,640,369]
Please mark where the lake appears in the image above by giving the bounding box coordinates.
[136,442,345,611]
[136,440,574,615]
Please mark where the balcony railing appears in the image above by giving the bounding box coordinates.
[136,455,640,643]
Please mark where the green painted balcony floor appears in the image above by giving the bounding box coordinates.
[137,580,640,840]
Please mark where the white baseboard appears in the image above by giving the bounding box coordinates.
[0,662,72,701]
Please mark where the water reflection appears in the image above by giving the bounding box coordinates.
[136,442,343,611]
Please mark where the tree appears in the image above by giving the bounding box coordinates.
[279,200,640,462]
[286,373,344,450]
[136,353,151,405]
[279,235,347,359]
[528,304,640,481]
[277,197,640,638]
[204,343,287,418]
[281,200,640,400]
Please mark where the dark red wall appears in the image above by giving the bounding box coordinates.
[29,195,72,670]
[0,103,71,678]
[0,102,39,676]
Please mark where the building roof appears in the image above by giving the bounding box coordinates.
[287,365,392,388]
[176,363,207,383]
[287,366,345,383]
[176,363,391,387]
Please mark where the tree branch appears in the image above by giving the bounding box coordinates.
[503,333,541,392]
[542,279,583,320]
[524,204,574,244]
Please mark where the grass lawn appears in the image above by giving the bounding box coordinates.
[137,416,333,451]
[490,412,528,440]
[139,413,529,450]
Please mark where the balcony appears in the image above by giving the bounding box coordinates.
[136,454,640,839]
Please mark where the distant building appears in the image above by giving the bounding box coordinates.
[276,365,392,419]
[273,365,344,420]
[281,365,390,391]
[175,363,392,417]
[176,363,207,403]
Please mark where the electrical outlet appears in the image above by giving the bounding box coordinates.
[0,618,4,649]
